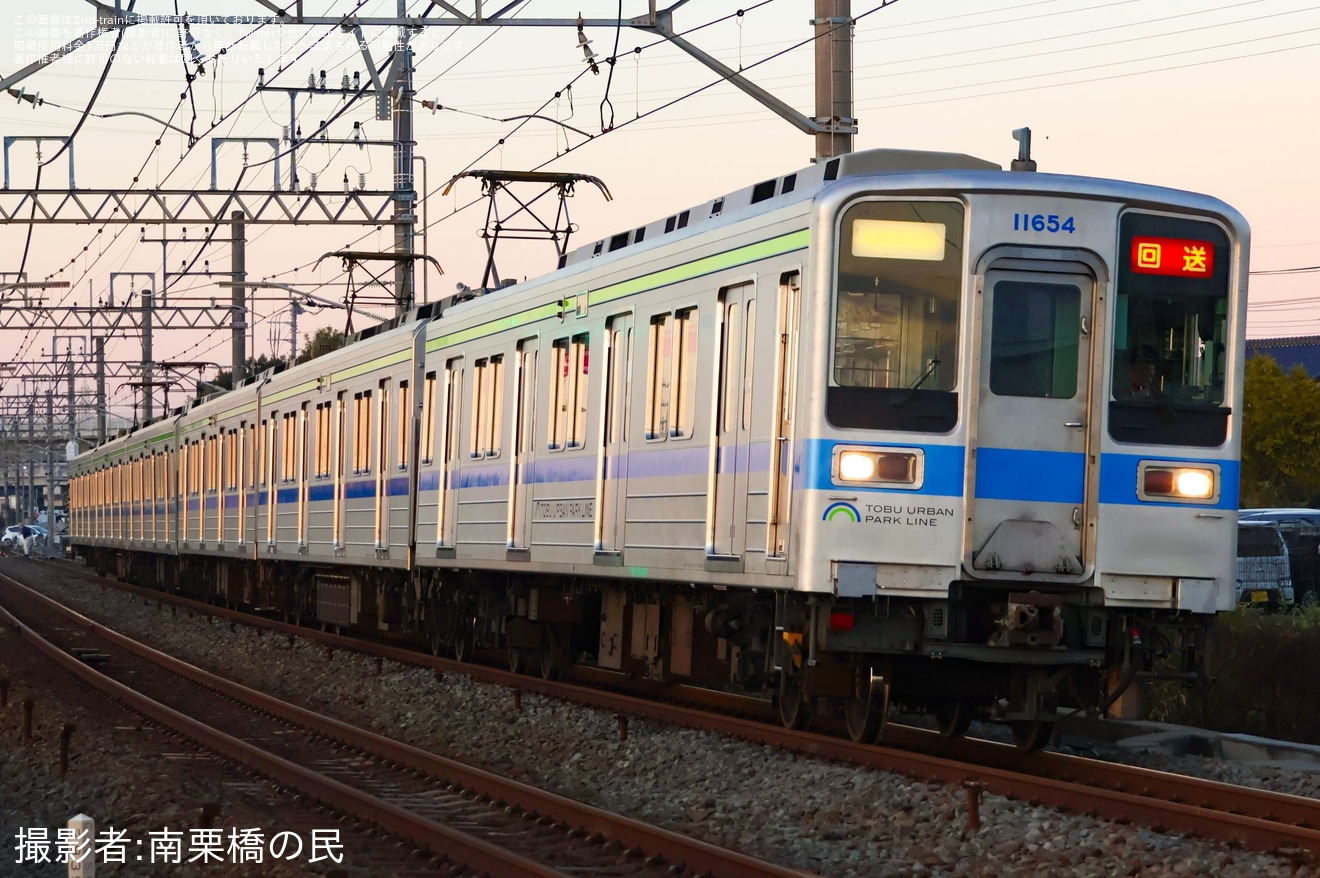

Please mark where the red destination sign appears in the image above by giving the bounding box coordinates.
[1129,236,1216,278]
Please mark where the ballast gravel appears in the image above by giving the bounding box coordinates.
[5,560,1319,878]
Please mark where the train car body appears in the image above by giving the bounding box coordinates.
[70,147,1248,745]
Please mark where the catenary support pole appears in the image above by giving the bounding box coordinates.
[814,0,854,160]
[95,337,105,445]
[141,289,154,423]
[232,210,247,386]
[393,0,416,316]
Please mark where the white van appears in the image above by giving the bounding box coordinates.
[1236,521,1294,609]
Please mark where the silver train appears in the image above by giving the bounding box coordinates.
[69,147,1248,748]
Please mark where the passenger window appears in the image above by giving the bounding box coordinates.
[646,314,672,442]
[549,335,589,450]
[830,199,964,433]
[833,200,963,392]
[471,356,504,459]
[673,308,698,438]
[1112,214,1229,406]
[421,372,437,464]
[398,381,410,469]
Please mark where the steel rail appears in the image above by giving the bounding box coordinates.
[0,581,561,878]
[40,559,1320,858]
[0,573,816,878]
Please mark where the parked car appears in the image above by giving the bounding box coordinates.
[1239,509,1320,605]
[1237,520,1294,610]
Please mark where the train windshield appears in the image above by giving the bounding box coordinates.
[829,199,965,432]
[1110,212,1232,446]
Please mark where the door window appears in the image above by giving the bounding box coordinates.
[989,281,1080,399]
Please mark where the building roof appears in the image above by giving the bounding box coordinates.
[1247,336,1320,377]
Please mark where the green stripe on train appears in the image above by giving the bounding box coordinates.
[331,348,412,383]
[425,228,809,352]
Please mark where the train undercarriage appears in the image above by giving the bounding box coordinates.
[84,546,1209,751]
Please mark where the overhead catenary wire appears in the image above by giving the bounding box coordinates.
[29,3,374,321]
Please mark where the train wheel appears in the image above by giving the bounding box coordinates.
[1009,720,1051,753]
[935,702,973,739]
[843,673,889,744]
[453,617,476,663]
[539,643,564,681]
[776,671,813,730]
[507,647,525,674]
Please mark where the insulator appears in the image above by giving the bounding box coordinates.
[341,72,350,91]
[358,172,366,191]
[353,71,360,91]
[282,126,290,144]
[310,172,318,190]
[258,67,265,88]
[308,71,315,89]
[318,70,327,90]
[343,173,350,194]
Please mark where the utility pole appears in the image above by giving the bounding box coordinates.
[65,350,75,440]
[231,210,247,386]
[26,399,33,523]
[44,390,52,516]
[393,0,416,316]
[95,337,106,445]
[141,290,154,423]
[814,0,854,160]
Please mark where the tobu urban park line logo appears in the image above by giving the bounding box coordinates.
[822,502,860,522]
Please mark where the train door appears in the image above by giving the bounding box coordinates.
[767,271,800,560]
[509,340,537,550]
[597,314,633,555]
[438,358,463,547]
[708,281,756,560]
[969,263,1098,578]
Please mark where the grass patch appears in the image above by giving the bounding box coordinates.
[1146,605,1320,742]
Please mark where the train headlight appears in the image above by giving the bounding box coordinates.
[1137,462,1220,504]
[839,452,877,481]
[832,446,923,489]
[1174,469,1214,498]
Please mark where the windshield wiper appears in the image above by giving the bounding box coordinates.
[891,358,940,408]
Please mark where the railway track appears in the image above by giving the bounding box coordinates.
[23,558,1320,861]
[0,571,815,878]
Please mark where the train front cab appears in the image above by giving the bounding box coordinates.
[783,172,1246,746]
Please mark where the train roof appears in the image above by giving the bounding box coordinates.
[563,148,1001,269]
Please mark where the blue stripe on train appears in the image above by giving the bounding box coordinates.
[974,447,1084,504]
[253,440,1236,511]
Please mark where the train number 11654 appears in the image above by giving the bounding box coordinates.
[1013,213,1076,233]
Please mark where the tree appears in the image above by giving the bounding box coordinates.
[295,326,346,365]
[206,354,288,393]
[203,328,345,393]
[1240,355,1320,508]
